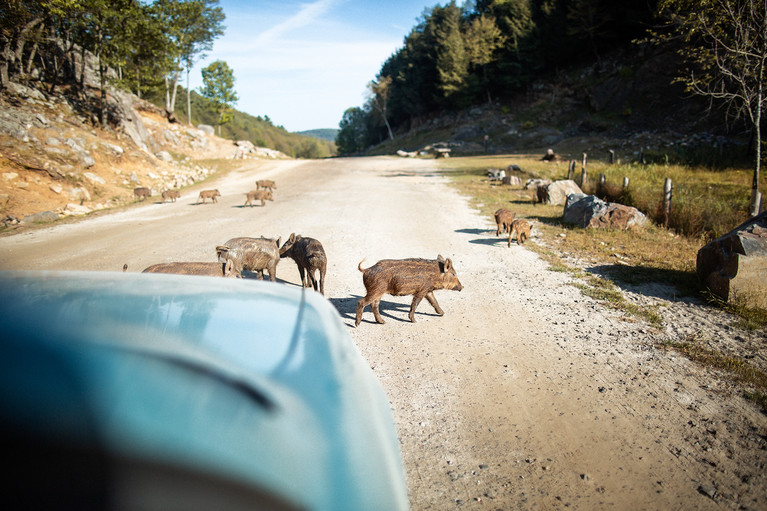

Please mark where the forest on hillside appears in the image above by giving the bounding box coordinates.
[0,0,335,158]
[337,0,662,153]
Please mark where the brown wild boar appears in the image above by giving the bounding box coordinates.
[355,256,463,326]
[134,187,151,200]
[508,219,531,246]
[216,236,281,281]
[535,185,549,204]
[256,179,277,191]
[198,189,221,204]
[279,233,327,295]
[162,189,180,203]
[142,260,238,277]
[244,189,274,207]
[494,208,515,236]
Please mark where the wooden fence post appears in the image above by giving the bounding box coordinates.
[568,160,576,180]
[608,149,615,164]
[663,178,673,228]
[581,153,588,187]
[622,177,630,189]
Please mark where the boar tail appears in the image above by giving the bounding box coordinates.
[357,258,368,272]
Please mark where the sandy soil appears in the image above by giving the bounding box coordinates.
[0,156,765,510]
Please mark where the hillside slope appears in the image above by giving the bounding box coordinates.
[370,46,748,166]
[0,83,287,225]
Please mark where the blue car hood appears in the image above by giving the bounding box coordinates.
[0,271,408,511]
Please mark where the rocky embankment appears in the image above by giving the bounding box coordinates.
[0,82,286,226]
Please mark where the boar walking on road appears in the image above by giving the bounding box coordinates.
[161,189,180,203]
[133,187,151,200]
[355,256,463,326]
[508,219,531,246]
[197,189,221,204]
[279,233,327,295]
[142,260,238,277]
[244,189,274,207]
[494,208,515,236]
[216,237,281,281]
[256,179,276,191]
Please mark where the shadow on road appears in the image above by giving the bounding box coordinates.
[330,295,440,327]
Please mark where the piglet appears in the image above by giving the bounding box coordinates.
[355,255,463,326]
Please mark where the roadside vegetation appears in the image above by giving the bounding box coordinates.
[437,153,767,409]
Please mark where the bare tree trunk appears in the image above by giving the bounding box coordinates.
[169,70,180,112]
[164,75,171,111]
[750,57,763,216]
[186,67,192,126]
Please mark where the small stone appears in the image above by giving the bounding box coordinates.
[698,484,716,499]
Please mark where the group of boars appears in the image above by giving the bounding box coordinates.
[494,208,532,247]
[132,179,277,206]
[133,180,535,327]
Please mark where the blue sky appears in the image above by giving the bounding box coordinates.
[188,0,441,132]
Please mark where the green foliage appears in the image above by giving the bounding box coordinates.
[345,0,659,147]
[199,59,238,130]
[143,86,335,158]
[336,107,369,154]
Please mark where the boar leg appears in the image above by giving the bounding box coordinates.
[297,266,307,287]
[356,294,385,326]
[408,293,427,322]
[425,291,445,316]
[371,300,385,324]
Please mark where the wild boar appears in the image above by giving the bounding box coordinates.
[279,233,327,295]
[198,189,221,204]
[508,219,531,246]
[535,185,549,204]
[244,189,274,207]
[142,260,238,277]
[355,255,463,326]
[256,179,276,191]
[133,187,151,200]
[494,208,515,236]
[216,236,281,281]
[162,189,180,203]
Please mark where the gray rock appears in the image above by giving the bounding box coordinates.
[83,172,105,184]
[545,180,583,206]
[697,210,767,309]
[197,124,214,135]
[22,211,59,223]
[155,151,173,162]
[564,194,646,230]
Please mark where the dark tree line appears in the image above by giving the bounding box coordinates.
[337,0,658,154]
[0,0,224,125]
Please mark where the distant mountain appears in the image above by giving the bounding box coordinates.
[296,129,339,142]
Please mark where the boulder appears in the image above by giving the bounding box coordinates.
[545,179,583,206]
[197,124,215,135]
[696,211,767,308]
[524,178,551,190]
[22,211,59,223]
[563,194,646,230]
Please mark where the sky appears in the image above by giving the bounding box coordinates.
[188,0,441,133]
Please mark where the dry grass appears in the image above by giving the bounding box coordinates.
[436,153,767,402]
[658,336,767,411]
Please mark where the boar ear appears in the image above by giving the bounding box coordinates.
[444,258,453,271]
[276,236,282,247]
[289,233,296,243]
[437,254,446,272]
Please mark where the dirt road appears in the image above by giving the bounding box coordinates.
[1,156,765,510]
